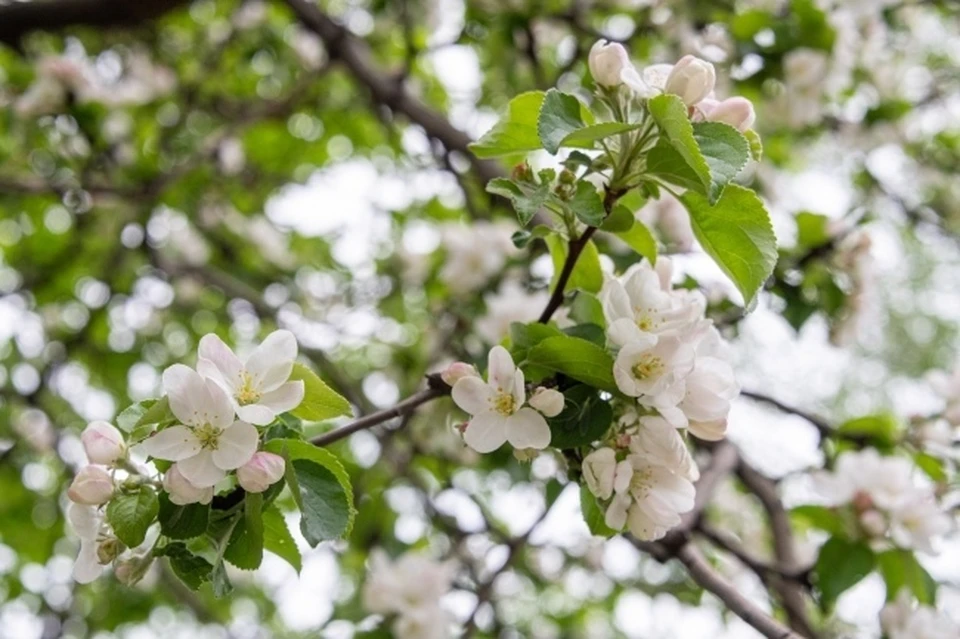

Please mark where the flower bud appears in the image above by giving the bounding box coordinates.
[163,465,213,505]
[860,509,887,537]
[81,421,126,465]
[704,97,756,132]
[67,465,115,505]
[582,448,617,500]
[440,362,480,387]
[588,40,632,88]
[664,55,716,106]
[96,537,125,564]
[236,452,286,494]
[114,555,154,586]
[529,387,565,417]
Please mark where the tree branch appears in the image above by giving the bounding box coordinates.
[739,390,834,439]
[538,225,598,323]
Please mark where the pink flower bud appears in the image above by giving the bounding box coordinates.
[81,421,126,465]
[440,362,479,387]
[67,465,114,505]
[588,40,632,88]
[236,452,286,494]
[529,387,565,417]
[163,465,213,506]
[704,97,756,132]
[664,55,716,106]
[860,509,887,537]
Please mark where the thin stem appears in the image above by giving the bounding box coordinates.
[537,226,599,324]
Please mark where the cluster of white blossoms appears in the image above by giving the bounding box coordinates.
[65,330,303,582]
[439,221,517,295]
[880,591,959,639]
[447,346,564,453]
[361,550,456,639]
[811,449,951,553]
[588,40,756,132]
[580,258,738,540]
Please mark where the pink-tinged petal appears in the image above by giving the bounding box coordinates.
[197,334,243,391]
[463,411,508,453]
[246,330,298,392]
[487,346,515,392]
[211,421,259,470]
[505,407,550,450]
[73,542,102,583]
[177,450,226,488]
[137,426,201,461]
[688,418,727,441]
[452,377,495,415]
[203,378,237,430]
[259,380,304,414]
[162,364,208,426]
[236,403,276,426]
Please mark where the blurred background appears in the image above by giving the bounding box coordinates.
[1,0,960,637]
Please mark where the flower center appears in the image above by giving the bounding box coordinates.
[235,373,261,406]
[491,391,516,416]
[634,307,661,332]
[632,356,664,380]
[629,467,655,499]
[194,423,222,450]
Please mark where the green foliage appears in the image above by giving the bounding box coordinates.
[691,122,750,201]
[107,486,160,548]
[614,218,658,265]
[262,507,302,573]
[156,543,214,591]
[486,177,551,227]
[547,385,613,449]
[291,459,352,547]
[288,363,352,422]
[224,493,265,570]
[680,185,778,304]
[580,485,617,538]
[117,397,176,443]
[158,495,210,540]
[527,335,618,393]
[538,89,592,154]
[545,235,603,295]
[569,182,606,227]
[814,536,875,610]
[469,91,546,158]
[836,413,902,448]
[877,549,938,605]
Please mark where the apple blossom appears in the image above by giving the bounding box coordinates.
[703,97,756,131]
[678,356,739,433]
[197,330,305,426]
[588,40,632,88]
[582,448,632,501]
[630,416,699,482]
[163,465,213,506]
[362,549,455,639]
[880,591,959,639]
[605,454,696,541]
[138,364,259,488]
[67,503,107,583]
[927,363,960,426]
[440,361,479,387]
[451,346,551,453]
[81,421,126,465]
[529,387,565,417]
[613,337,695,399]
[67,465,115,505]
[475,280,550,345]
[664,55,716,106]
[236,451,286,493]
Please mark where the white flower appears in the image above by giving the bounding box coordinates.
[163,465,213,506]
[679,354,738,439]
[81,421,126,465]
[440,222,516,295]
[889,498,952,554]
[664,55,716,106]
[236,451,286,493]
[440,361,479,387]
[67,465,115,505]
[783,48,829,90]
[197,330,305,426]
[452,346,551,453]
[613,337,695,398]
[814,449,916,510]
[927,364,960,426]
[588,40,632,88]
[67,503,107,583]
[138,365,259,488]
[475,280,550,345]
[702,96,756,131]
[529,387,565,417]
[631,416,699,482]
[607,453,696,540]
[362,550,455,639]
[582,448,632,501]
[881,591,959,639]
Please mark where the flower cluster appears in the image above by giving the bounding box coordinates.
[880,591,958,639]
[811,449,951,553]
[361,550,456,639]
[579,258,738,541]
[588,40,755,131]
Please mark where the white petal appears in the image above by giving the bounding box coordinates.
[197,333,243,391]
[605,494,630,530]
[627,504,668,541]
[177,450,227,488]
[236,403,277,426]
[600,278,633,324]
[259,380,305,414]
[204,377,238,429]
[463,411,508,453]
[608,318,657,349]
[613,460,634,494]
[73,542,103,583]
[162,364,208,426]
[512,369,525,406]
[487,345,516,392]
[452,377,495,415]
[583,448,616,500]
[67,503,101,540]
[688,418,727,441]
[211,421,259,470]
[137,426,201,461]
[505,408,551,450]
[246,330,298,392]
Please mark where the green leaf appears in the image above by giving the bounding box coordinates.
[877,549,937,605]
[211,559,232,597]
[914,451,946,483]
[599,204,635,233]
[262,507,302,573]
[117,398,176,443]
[569,293,605,328]
[692,122,750,201]
[815,536,875,610]
[291,459,351,547]
[569,182,606,227]
[158,494,210,540]
[262,439,354,525]
[680,184,778,305]
[538,89,593,154]
[791,505,844,536]
[559,121,645,150]
[469,91,546,158]
[837,413,901,447]
[156,543,213,591]
[580,485,617,538]
[288,362,352,422]
[486,177,551,227]
[646,140,707,194]
[647,94,711,197]
[545,235,603,295]
[615,219,658,265]
[224,493,264,570]
[795,212,831,249]
[527,335,617,393]
[548,385,613,449]
[107,486,159,548]
[744,128,763,162]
